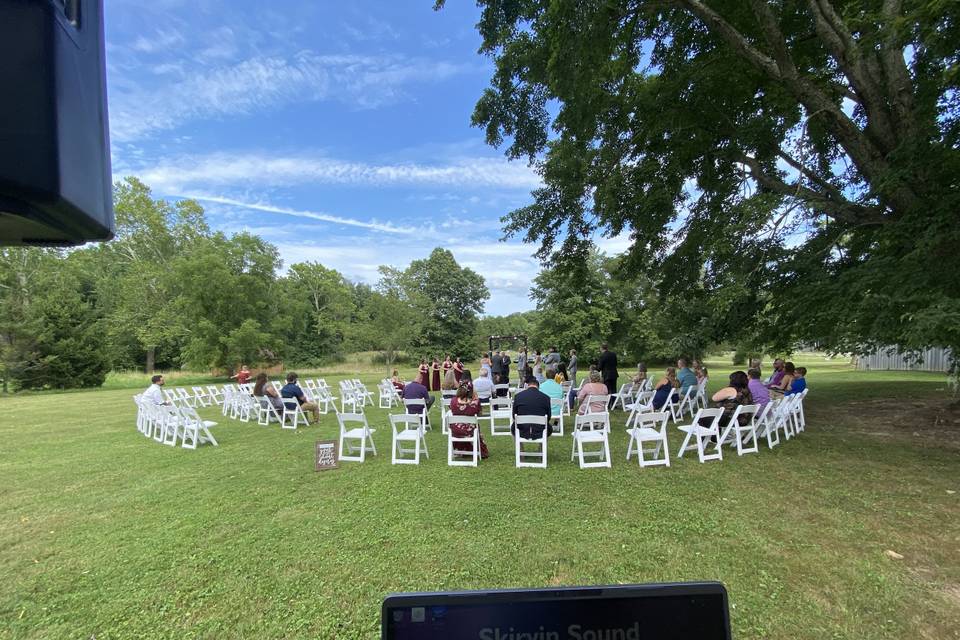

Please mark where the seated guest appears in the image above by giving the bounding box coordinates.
[511,377,553,439]
[576,370,610,414]
[460,369,474,395]
[700,371,753,429]
[390,369,405,393]
[704,370,754,429]
[676,358,698,396]
[632,363,648,386]
[280,372,320,421]
[747,368,770,410]
[696,365,709,384]
[450,383,489,459]
[769,362,796,396]
[402,373,435,413]
[473,368,494,404]
[651,367,679,410]
[540,366,565,427]
[766,358,786,387]
[143,374,168,405]
[253,373,283,412]
[555,362,569,383]
[785,367,807,396]
[441,369,458,391]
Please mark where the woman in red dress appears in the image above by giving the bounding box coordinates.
[449,383,489,459]
[431,356,441,392]
[453,357,464,383]
[417,359,430,386]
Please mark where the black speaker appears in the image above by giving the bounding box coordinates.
[0,0,113,246]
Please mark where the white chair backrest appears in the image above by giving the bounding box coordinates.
[514,414,548,439]
[692,408,723,432]
[634,411,670,433]
[575,412,609,432]
[338,412,369,432]
[390,413,423,433]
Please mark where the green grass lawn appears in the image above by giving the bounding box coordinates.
[1,358,958,639]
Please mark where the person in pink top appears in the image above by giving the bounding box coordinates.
[576,370,610,414]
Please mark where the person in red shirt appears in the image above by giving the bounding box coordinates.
[231,365,251,385]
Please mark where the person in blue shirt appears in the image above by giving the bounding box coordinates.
[784,367,807,396]
[280,372,320,421]
[676,358,698,396]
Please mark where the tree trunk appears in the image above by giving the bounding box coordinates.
[145,347,155,374]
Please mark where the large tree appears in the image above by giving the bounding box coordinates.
[443,0,960,357]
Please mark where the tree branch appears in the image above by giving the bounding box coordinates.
[879,0,916,140]
[734,152,889,226]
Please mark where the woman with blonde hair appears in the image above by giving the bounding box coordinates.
[576,370,609,414]
[441,368,458,391]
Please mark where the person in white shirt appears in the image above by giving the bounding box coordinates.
[473,368,494,405]
[143,374,168,405]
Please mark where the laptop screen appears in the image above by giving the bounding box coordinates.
[382,583,730,640]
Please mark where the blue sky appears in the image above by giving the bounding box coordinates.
[105,0,626,314]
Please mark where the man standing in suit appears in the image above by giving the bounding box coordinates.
[598,343,618,407]
[500,351,512,386]
[491,349,503,383]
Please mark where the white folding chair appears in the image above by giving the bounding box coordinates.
[514,414,548,468]
[338,412,376,462]
[447,415,480,467]
[488,397,513,436]
[206,385,224,405]
[255,396,282,426]
[677,408,723,463]
[280,398,309,430]
[580,394,611,424]
[339,380,360,413]
[379,382,399,409]
[662,390,683,422]
[390,413,428,465]
[754,402,780,448]
[548,396,565,436]
[161,406,182,446]
[626,411,671,467]
[179,406,218,449]
[679,386,699,417]
[571,413,611,468]
[790,389,808,433]
[403,398,432,432]
[191,386,211,407]
[718,404,760,455]
[163,389,179,405]
[695,378,709,409]
[440,395,454,435]
[175,387,196,408]
[492,384,511,399]
[610,382,634,411]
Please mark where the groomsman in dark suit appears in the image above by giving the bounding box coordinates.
[500,351,512,386]
[598,343,618,407]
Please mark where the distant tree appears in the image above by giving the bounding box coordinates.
[474,311,540,353]
[398,248,490,357]
[447,0,960,359]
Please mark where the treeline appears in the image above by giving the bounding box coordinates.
[0,179,492,391]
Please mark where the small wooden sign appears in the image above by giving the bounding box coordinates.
[315,440,338,471]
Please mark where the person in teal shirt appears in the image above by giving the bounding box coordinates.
[676,358,698,395]
[539,366,565,427]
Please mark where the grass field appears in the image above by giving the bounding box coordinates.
[2,357,958,639]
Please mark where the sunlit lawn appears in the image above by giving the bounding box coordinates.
[2,357,958,639]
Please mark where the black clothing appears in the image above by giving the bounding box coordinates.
[511,387,553,439]
[599,349,619,403]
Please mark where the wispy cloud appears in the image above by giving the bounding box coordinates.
[109,53,470,142]
[132,152,541,193]
[183,194,417,234]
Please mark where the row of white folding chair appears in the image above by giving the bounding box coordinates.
[350,379,375,406]
[610,382,635,411]
[305,379,338,414]
[379,380,402,409]
[135,397,218,449]
[339,379,362,413]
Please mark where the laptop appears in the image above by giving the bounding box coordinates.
[382,582,731,639]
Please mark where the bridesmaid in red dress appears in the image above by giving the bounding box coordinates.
[453,357,464,383]
[430,356,441,392]
[417,359,430,386]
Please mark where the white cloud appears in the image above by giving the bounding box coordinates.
[109,53,470,142]
[131,152,541,193]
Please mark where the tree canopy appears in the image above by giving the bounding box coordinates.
[444,0,960,358]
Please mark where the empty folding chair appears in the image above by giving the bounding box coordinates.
[161,406,182,446]
[676,408,724,463]
[175,387,196,408]
[191,386,211,407]
[514,415,549,468]
[718,404,760,456]
[379,382,399,409]
[791,389,808,433]
[488,397,513,436]
[337,412,376,462]
[753,402,780,449]
[447,415,480,467]
[440,394,454,435]
[611,382,635,411]
[390,413,429,465]
[352,379,375,406]
[626,411,671,468]
[179,405,218,449]
[163,389,179,405]
[661,391,683,422]
[548,396,565,436]
[679,386,699,417]
[206,385,224,405]
[695,378,709,409]
[571,413,612,469]
[492,384,511,399]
